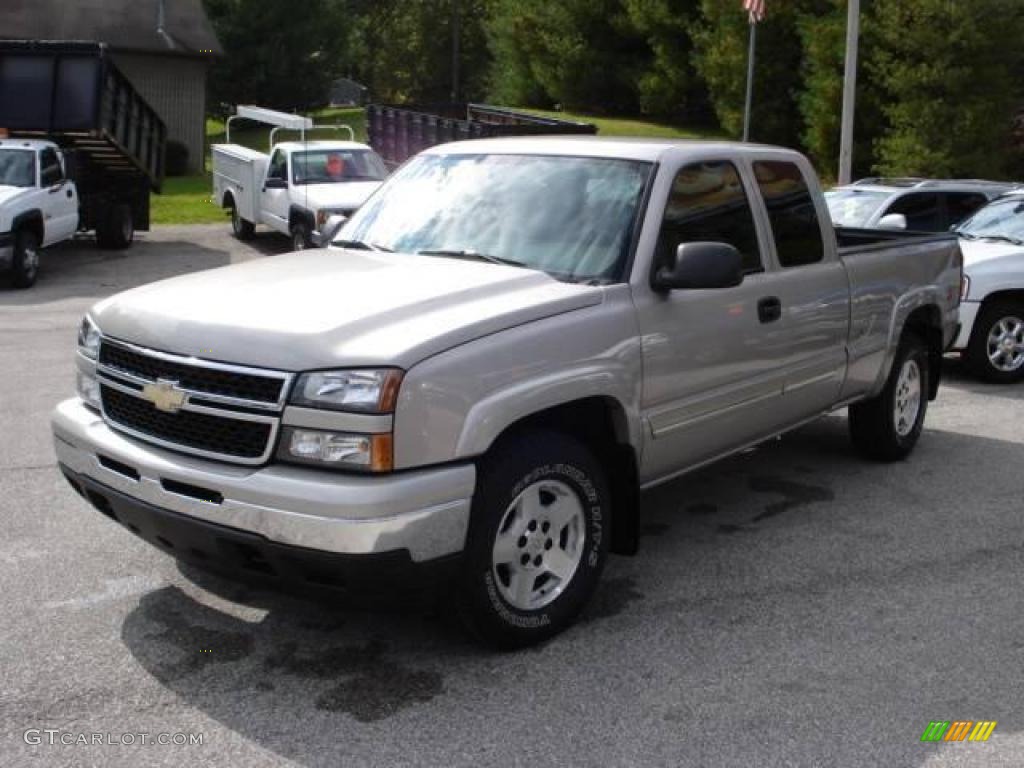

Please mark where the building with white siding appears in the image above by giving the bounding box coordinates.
[1,0,222,172]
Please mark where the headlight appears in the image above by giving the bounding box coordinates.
[960,274,970,302]
[278,427,393,471]
[290,369,402,413]
[77,370,101,410]
[77,315,101,359]
[316,209,329,228]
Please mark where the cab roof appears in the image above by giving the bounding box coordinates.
[275,140,373,153]
[421,135,804,164]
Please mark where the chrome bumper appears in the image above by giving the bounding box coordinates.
[52,398,474,562]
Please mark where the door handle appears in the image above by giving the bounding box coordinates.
[66,189,73,198]
[758,296,782,323]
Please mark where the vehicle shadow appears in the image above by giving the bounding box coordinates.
[942,354,1024,401]
[0,225,291,304]
[117,414,1024,766]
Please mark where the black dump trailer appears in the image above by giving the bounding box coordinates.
[0,40,165,242]
[367,103,597,168]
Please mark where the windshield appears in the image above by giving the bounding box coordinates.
[292,149,387,185]
[956,197,1024,243]
[335,153,653,283]
[0,149,35,188]
[825,188,890,227]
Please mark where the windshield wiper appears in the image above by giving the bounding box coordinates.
[416,249,530,269]
[332,239,393,252]
[977,234,1024,246]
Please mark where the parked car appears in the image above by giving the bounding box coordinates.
[825,178,1014,232]
[950,191,1024,382]
[212,106,387,250]
[53,138,961,647]
[0,42,165,288]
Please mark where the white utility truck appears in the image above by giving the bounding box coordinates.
[212,106,387,249]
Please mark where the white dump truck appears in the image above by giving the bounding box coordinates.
[212,106,387,249]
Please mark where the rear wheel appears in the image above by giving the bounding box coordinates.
[96,203,134,250]
[10,229,40,289]
[229,200,255,240]
[849,332,929,461]
[456,430,610,649]
[965,300,1024,383]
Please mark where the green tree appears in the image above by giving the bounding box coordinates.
[867,0,1024,178]
[346,0,494,104]
[798,0,881,178]
[622,0,701,117]
[692,0,828,145]
[203,0,348,113]
[486,0,649,113]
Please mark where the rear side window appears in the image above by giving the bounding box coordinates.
[656,161,763,274]
[753,161,825,267]
[885,192,941,231]
[945,193,989,228]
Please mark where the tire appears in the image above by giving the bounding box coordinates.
[456,430,611,649]
[229,201,255,240]
[849,332,929,462]
[9,229,40,289]
[96,203,134,250]
[964,299,1024,384]
[290,220,311,251]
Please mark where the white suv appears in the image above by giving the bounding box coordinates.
[951,191,1024,382]
[826,178,1014,233]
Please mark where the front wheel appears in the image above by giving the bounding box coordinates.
[10,229,40,289]
[965,300,1024,383]
[290,221,311,251]
[457,430,611,649]
[849,332,929,461]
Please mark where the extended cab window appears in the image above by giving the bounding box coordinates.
[753,161,825,267]
[656,161,762,274]
[40,148,63,186]
[884,192,941,231]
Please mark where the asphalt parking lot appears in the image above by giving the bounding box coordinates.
[2,225,1023,767]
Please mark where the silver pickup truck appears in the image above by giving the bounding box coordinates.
[52,138,962,647]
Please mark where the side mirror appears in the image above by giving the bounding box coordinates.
[315,214,348,248]
[652,242,744,291]
[877,213,907,230]
[264,177,288,190]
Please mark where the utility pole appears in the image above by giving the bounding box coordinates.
[838,0,860,184]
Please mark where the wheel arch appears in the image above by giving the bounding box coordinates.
[481,396,640,557]
[288,205,314,230]
[902,304,944,400]
[11,210,44,244]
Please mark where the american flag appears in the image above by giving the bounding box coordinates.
[743,0,766,23]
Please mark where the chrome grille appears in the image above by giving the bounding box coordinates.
[95,339,292,465]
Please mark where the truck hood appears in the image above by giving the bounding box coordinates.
[293,181,382,213]
[91,249,603,371]
[0,185,31,218]
[960,238,1024,268]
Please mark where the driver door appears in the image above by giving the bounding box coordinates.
[39,148,78,244]
[632,159,791,482]
[260,149,290,231]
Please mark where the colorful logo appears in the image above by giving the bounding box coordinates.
[921,721,997,743]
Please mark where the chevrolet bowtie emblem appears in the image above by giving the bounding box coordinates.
[142,379,187,413]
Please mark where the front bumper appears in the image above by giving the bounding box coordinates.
[52,398,475,565]
[0,230,12,269]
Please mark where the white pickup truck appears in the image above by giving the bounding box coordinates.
[0,139,139,288]
[211,108,386,250]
